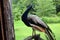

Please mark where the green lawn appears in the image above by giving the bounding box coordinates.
[14,20,60,40]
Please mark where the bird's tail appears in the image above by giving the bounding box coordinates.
[45,28,56,40]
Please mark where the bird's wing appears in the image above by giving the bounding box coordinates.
[28,15,56,40]
[28,15,48,28]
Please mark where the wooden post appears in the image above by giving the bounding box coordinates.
[0,1,4,40]
[0,0,15,40]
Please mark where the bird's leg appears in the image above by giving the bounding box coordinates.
[32,27,36,36]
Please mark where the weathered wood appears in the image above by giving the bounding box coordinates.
[0,0,15,40]
[0,1,2,40]
[24,34,43,40]
[0,1,5,40]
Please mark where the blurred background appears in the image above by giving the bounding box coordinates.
[12,0,60,40]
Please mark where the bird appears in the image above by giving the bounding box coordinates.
[21,5,56,40]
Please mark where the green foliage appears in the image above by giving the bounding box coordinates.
[12,0,60,22]
[42,17,60,23]
[57,12,60,16]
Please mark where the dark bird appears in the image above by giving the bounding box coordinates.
[21,5,56,40]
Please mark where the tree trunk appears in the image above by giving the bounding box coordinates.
[0,0,15,40]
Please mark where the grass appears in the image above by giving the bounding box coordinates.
[14,20,60,40]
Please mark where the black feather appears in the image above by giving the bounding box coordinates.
[45,28,56,40]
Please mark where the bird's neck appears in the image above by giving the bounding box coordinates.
[22,7,31,18]
[22,10,29,18]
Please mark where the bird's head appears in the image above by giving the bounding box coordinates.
[27,4,36,12]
